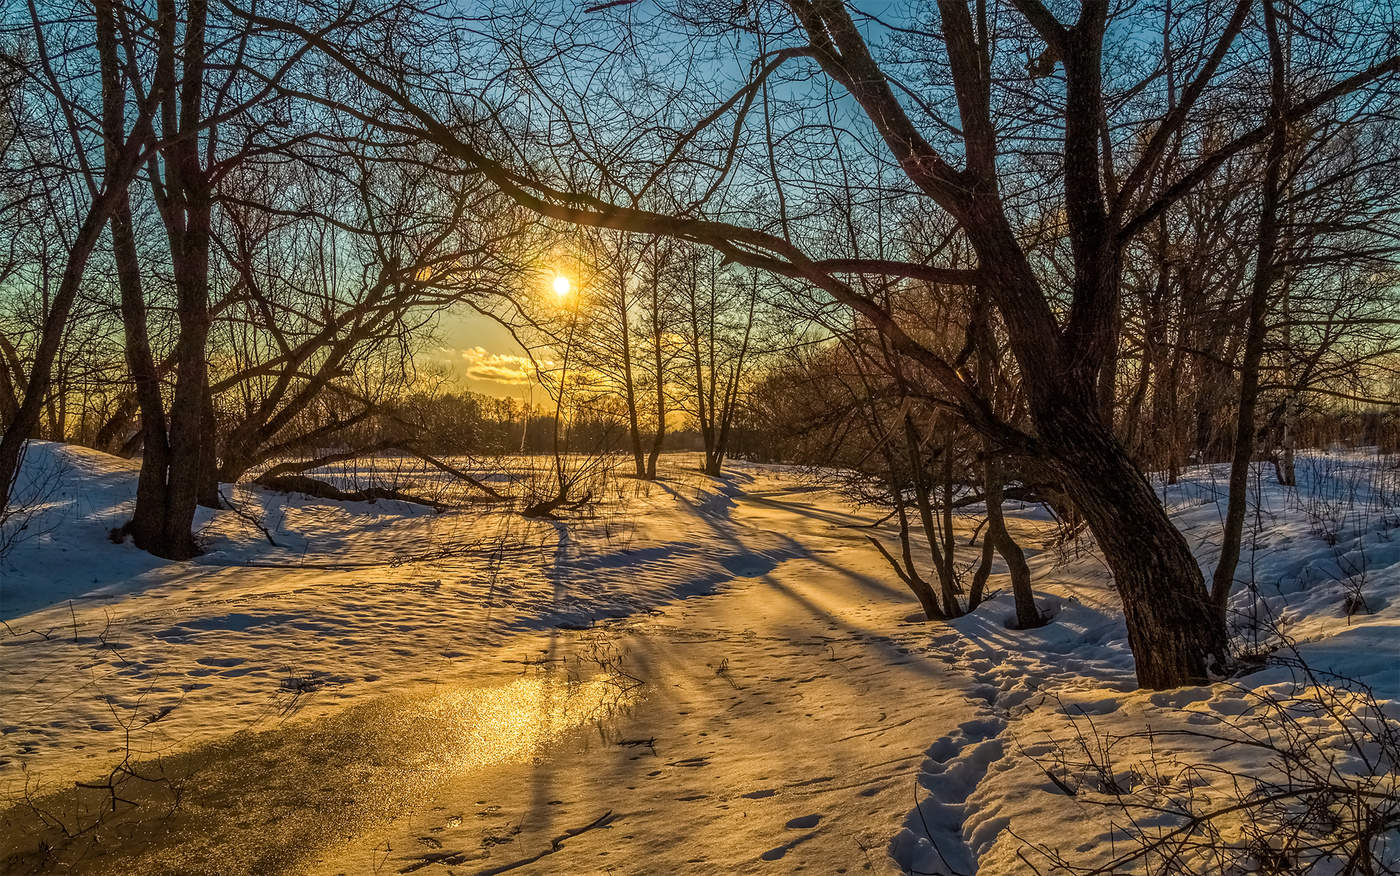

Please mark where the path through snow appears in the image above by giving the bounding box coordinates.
[1,455,994,874]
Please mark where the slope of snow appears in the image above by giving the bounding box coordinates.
[0,442,169,619]
[892,450,1400,875]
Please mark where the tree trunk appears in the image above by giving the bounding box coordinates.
[646,368,665,480]
[644,247,667,480]
[904,415,960,617]
[1278,393,1297,486]
[197,381,221,508]
[967,530,995,610]
[616,285,646,479]
[966,186,1229,688]
[1042,411,1229,688]
[985,458,1039,629]
[99,0,175,553]
[112,193,173,552]
[868,487,944,622]
[685,271,717,476]
[0,341,18,429]
[127,0,213,560]
[1212,0,1289,619]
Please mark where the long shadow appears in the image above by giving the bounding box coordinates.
[649,474,963,689]
[455,470,980,867]
[496,474,989,870]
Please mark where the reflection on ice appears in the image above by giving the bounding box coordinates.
[394,674,641,773]
[0,671,642,876]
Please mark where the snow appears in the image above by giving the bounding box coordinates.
[0,442,1396,874]
[891,450,1400,875]
[0,443,795,787]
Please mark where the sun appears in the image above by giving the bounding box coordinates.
[552,275,571,298]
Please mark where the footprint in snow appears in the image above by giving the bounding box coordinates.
[785,814,822,829]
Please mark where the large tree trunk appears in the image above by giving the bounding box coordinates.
[1041,408,1229,687]
[111,194,173,552]
[120,0,213,560]
[101,0,173,553]
[962,180,1230,687]
[154,250,211,560]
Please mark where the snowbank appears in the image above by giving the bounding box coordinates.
[892,450,1400,875]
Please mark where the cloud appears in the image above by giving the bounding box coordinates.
[459,346,535,385]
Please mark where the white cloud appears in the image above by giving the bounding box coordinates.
[459,346,535,385]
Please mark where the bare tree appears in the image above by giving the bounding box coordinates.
[0,0,166,513]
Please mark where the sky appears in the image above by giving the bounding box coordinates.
[428,308,539,399]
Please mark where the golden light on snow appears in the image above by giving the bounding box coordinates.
[419,674,634,772]
[552,274,572,299]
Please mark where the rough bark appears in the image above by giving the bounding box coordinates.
[101,0,173,551]
[108,0,216,560]
[1042,409,1229,687]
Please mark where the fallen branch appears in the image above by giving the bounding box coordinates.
[470,811,619,876]
[254,474,448,512]
[255,442,402,481]
[397,446,507,501]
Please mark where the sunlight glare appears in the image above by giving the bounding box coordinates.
[553,274,571,298]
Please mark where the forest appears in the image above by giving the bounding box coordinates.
[0,0,1397,873]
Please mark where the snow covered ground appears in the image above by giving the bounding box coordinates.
[0,443,782,785]
[0,442,1396,874]
[891,451,1400,875]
